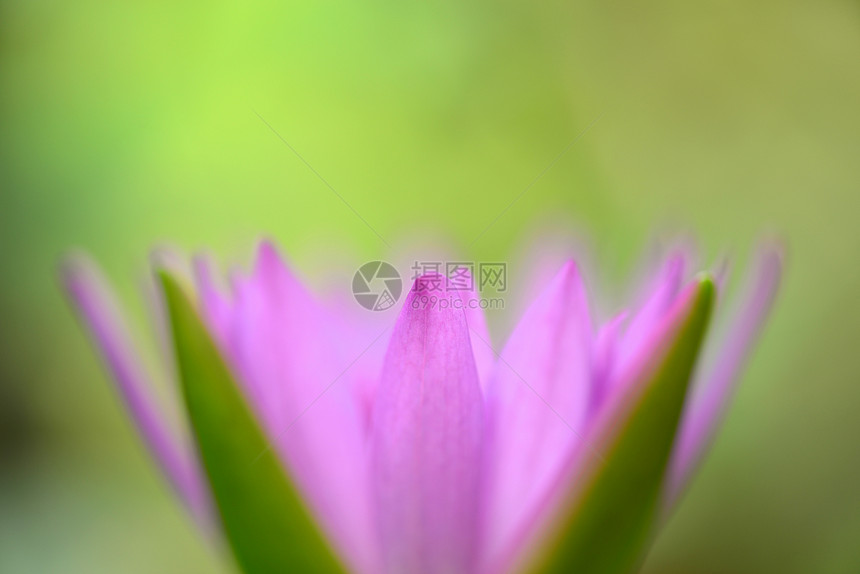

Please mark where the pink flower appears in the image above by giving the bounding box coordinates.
[61,239,781,574]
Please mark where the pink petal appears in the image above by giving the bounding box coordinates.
[614,253,687,382]
[591,312,627,413]
[665,244,783,508]
[61,255,214,529]
[459,267,496,393]
[480,261,594,571]
[496,278,704,574]
[371,275,484,574]
[196,241,380,574]
[192,253,233,346]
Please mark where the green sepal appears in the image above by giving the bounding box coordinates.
[159,270,346,574]
[529,276,714,574]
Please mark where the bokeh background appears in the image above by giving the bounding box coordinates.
[2,0,859,572]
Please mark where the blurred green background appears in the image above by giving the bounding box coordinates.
[2,0,859,572]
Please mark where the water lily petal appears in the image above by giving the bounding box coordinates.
[504,276,713,574]
[192,253,233,345]
[614,253,687,381]
[665,244,783,507]
[459,268,496,393]
[591,312,627,414]
[61,255,213,528]
[196,241,380,574]
[371,275,484,574]
[480,261,594,571]
[159,270,346,574]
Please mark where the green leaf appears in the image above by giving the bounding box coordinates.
[528,276,715,574]
[159,271,346,574]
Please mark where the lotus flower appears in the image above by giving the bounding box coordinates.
[61,239,782,574]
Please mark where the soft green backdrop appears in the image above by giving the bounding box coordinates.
[2,0,859,572]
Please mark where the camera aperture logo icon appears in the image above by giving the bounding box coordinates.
[352,261,402,311]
